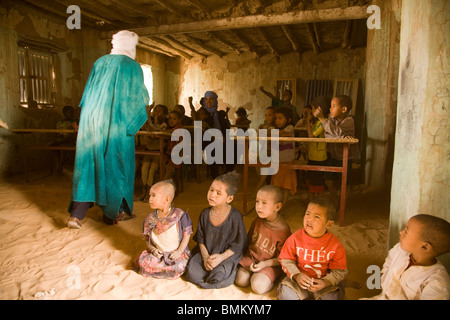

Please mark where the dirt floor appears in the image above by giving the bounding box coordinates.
[0,164,390,300]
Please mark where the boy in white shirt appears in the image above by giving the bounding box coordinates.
[363,214,450,300]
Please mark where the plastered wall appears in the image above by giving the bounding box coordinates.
[0,3,169,177]
[389,0,449,268]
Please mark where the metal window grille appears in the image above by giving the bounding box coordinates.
[18,46,55,108]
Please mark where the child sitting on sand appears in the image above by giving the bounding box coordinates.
[184,171,247,289]
[235,185,291,294]
[362,214,450,300]
[277,197,347,300]
[133,180,193,279]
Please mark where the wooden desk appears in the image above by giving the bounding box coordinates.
[237,136,358,226]
[11,129,171,183]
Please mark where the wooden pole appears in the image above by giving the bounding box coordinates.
[102,6,370,38]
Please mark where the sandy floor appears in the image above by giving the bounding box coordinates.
[0,166,389,300]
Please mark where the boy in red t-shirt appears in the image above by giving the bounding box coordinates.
[277,197,347,300]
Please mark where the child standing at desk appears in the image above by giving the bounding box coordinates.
[235,107,251,129]
[258,106,275,130]
[270,107,297,207]
[184,171,247,289]
[314,95,358,206]
[163,110,183,180]
[254,106,276,193]
[304,96,331,200]
[137,104,168,201]
[51,105,78,175]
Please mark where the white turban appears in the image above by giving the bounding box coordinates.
[110,30,139,60]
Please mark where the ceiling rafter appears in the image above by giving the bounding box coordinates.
[305,23,320,54]
[313,23,322,49]
[281,25,302,54]
[207,32,242,55]
[144,37,193,60]
[162,35,208,59]
[138,41,176,58]
[66,0,141,25]
[21,0,101,27]
[230,29,262,59]
[109,0,157,21]
[184,0,209,12]
[183,34,226,58]
[342,20,352,49]
[153,0,185,17]
[103,6,370,38]
[256,27,281,61]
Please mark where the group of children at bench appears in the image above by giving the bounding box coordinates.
[135,90,358,209]
[132,172,450,300]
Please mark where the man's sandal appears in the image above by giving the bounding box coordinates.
[116,211,136,221]
[68,217,82,229]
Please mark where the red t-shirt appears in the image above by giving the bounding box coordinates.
[239,217,291,281]
[278,228,347,279]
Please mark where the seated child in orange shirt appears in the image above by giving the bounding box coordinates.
[277,197,347,300]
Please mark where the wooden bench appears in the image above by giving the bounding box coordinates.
[11,129,179,189]
[236,135,359,226]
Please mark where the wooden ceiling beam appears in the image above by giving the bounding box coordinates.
[51,0,118,26]
[154,0,185,17]
[103,6,370,38]
[305,23,320,54]
[184,0,209,12]
[183,34,226,58]
[162,35,208,59]
[256,28,281,61]
[281,25,302,54]
[230,29,262,59]
[109,0,157,21]
[313,23,322,49]
[20,0,101,27]
[207,32,242,55]
[341,20,352,49]
[144,37,192,60]
[65,0,141,25]
[137,42,176,58]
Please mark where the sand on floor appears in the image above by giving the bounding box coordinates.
[0,167,389,300]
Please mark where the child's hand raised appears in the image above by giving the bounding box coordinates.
[313,106,323,119]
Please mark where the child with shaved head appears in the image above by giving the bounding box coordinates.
[235,185,291,294]
[363,214,450,300]
[133,180,193,279]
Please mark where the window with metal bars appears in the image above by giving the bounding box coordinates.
[18,46,56,108]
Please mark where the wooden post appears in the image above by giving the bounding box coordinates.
[339,144,349,226]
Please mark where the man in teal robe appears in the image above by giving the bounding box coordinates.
[68,31,149,228]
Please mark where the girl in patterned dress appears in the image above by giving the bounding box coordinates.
[133,180,193,279]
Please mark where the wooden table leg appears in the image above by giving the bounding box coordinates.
[243,139,249,215]
[339,144,349,226]
[20,133,29,183]
[159,136,164,180]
